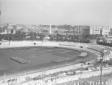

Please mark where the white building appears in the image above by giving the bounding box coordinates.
[90,25,111,36]
[0,30,7,34]
[90,25,102,35]
[102,26,111,36]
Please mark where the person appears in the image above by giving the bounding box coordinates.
[34,42,36,46]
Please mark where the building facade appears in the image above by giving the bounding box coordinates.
[90,25,112,36]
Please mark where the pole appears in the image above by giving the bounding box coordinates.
[100,52,104,85]
[49,24,52,34]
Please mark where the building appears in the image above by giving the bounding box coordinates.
[38,25,50,35]
[109,26,112,35]
[102,26,111,36]
[50,25,58,35]
[73,25,90,36]
[0,24,8,34]
[90,25,111,36]
[90,25,103,35]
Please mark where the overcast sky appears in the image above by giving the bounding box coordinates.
[0,0,112,25]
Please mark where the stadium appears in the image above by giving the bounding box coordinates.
[0,41,112,85]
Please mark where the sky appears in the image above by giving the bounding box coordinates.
[0,0,112,25]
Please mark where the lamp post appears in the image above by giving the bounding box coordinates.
[99,49,108,85]
[99,51,104,85]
